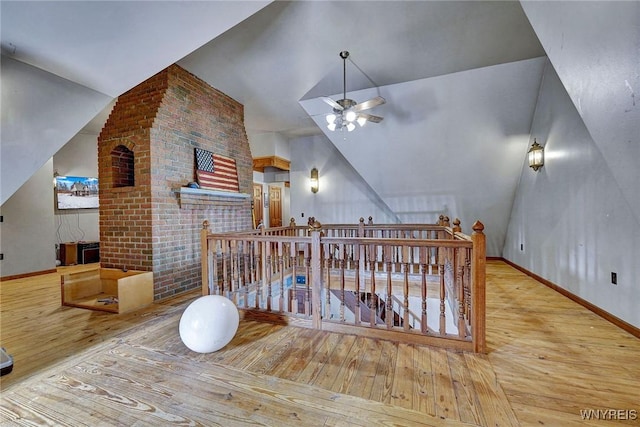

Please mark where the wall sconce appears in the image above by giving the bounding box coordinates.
[310,167,319,193]
[528,139,544,171]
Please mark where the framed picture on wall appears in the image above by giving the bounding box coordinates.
[55,176,99,210]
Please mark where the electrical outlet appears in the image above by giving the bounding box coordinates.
[611,272,617,285]
[0,215,3,222]
[0,253,3,260]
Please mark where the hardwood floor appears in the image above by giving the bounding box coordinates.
[1,261,638,426]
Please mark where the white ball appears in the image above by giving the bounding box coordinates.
[179,295,239,353]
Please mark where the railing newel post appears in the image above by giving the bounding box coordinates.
[471,220,486,353]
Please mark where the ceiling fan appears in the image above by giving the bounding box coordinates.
[323,51,385,132]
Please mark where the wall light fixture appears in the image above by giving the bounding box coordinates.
[528,139,544,171]
[310,168,319,193]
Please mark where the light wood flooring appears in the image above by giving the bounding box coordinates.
[1,261,638,426]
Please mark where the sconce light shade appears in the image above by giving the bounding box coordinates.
[528,139,544,171]
[310,167,319,193]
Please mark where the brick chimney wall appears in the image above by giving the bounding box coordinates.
[98,64,253,300]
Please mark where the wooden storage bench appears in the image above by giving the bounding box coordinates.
[61,268,154,314]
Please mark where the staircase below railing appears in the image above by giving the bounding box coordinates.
[201,216,486,353]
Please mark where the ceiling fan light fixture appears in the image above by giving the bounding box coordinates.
[322,50,386,133]
[345,110,357,122]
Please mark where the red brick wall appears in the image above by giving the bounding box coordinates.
[98,64,253,300]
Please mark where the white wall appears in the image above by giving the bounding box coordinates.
[248,131,290,159]
[290,134,399,226]
[53,132,100,244]
[0,159,57,277]
[504,61,639,328]
[1,56,111,205]
[521,1,640,224]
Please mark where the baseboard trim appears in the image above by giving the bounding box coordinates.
[1,268,58,282]
[501,257,639,339]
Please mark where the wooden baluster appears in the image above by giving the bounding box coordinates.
[310,228,322,330]
[278,241,285,312]
[272,241,278,278]
[208,238,217,296]
[201,221,211,296]
[439,260,447,335]
[382,230,389,273]
[392,230,398,273]
[265,241,272,311]
[221,239,229,296]
[339,243,345,322]
[254,242,260,308]
[465,252,472,323]
[290,241,298,314]
[455,247,466,338]
[249,240,255,285]
[231,240,239,303]
[349,231,356,270]
[354,242,361,326]
[420,246,428,334]
[384,245,393,329]
[402,245,410,331]
[369,243,377,328]
[412,231,418,273]
[324,242,332,319]
[305,243,311,316]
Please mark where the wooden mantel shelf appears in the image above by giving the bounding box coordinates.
[253,156,290,172]
[174,187,250,209]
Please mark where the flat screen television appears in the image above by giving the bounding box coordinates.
[55,176,99,210]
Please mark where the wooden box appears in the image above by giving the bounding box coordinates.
[61,268,154,314]
[59,242,78,266]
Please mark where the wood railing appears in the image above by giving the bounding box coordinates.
[201,216,486,353]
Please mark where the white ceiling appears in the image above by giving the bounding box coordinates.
[2,1,544,139]
[178,1,545,137]
[1,1,549,251]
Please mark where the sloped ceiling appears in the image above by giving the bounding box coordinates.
[301,57,547,254]
[1,1,271,97]
[2,0,547,246]
[178,1,545,137]
[520,1,640,224]
[0,1,271,204]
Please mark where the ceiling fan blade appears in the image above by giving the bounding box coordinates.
[322,97,343,110]
[353,96,386,112]
[359,113,384,123]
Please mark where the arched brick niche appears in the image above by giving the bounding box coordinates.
[111,145,135,188]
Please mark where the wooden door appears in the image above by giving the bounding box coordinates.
[268,185,282,227]
[253,183,263,228]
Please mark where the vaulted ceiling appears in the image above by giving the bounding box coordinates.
[7,1,634,258]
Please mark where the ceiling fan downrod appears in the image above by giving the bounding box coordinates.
[340,50,349,101]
